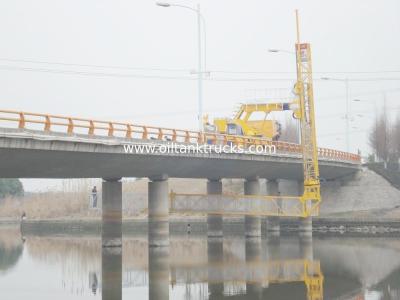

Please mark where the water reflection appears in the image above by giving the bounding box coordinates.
[0,226,23,274]
[245,237,263,298]
[207,237,224,299]
[102,247,122,300]
[2,227,400,299]
[149,246,169,300]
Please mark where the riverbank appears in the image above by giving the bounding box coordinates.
[13,216,400,237]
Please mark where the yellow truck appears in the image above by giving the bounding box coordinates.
[204,102,299,141]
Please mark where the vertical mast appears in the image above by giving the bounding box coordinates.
[294,10,321,215]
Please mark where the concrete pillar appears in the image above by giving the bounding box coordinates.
[148,175,169,247]
[297,180,313,236]
[208,237,224,299]
[102,178,122,248]
[102,247,122,300]
[244,178,261,237]
[207,179,223,238]
[149,246,170,300]
[245,237,263,298]
[266,179,280,234]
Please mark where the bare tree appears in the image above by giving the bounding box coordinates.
[389,115,400,160]
[369,113,390,162]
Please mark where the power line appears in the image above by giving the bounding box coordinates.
[0,57,399,75]
[317,88,400,102]
[0,65,196,80]
[1,63,400,82]
[319,129,368,138]
[0,64,298,81]
[209,69,400,75]
[0,58,191,73]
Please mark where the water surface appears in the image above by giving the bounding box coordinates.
[0,226,399,299]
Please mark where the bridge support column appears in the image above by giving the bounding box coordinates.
[207,179,223,238]
[297,180,313,236]
[102,178,122,248]
[148,175,169,247]
[244,178,261,238]
[266,179,280,235]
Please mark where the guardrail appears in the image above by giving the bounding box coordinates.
[0,109,361,163]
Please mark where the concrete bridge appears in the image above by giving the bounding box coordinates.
[0,110,361,247]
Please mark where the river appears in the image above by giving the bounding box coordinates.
[0,226,399,299]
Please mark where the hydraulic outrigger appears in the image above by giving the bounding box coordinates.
[170,10,321,218]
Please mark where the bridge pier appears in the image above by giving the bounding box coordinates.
[102,178,122,248]
[244,178,261,238]
[148,175,169,247]
[265,179,280,235]
[207,179,223,238]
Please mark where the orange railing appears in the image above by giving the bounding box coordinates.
[0,109,361,163]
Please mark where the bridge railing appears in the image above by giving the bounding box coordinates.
[0,109,360,163]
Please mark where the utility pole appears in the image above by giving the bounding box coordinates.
[196,4,203,132]
[345,78,350,153]
[383,92,388,165]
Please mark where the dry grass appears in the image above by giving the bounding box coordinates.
[0,179,100,219]
[0,178,245,219]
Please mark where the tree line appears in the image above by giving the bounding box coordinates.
[0,179,24,198]
[369,112,400,164]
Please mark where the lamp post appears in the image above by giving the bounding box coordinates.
[267,49,295,55]
[156,2,206,132]
[321,77,350,152]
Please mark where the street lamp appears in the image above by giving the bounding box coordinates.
[156,2,206,132]
[352,98,379,121]
[156,2,170,7]
[320,77,350,152]
[267,49,295,55]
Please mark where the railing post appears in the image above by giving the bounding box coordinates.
[126,124,132,138]
[89,120,95,135]
[142,126,148,139]
[198,132,203,144]
[108,122,114,137]
[172,130,177,142]
[18,112,25,129]
[67,118,74,135]
[44,115,51,132]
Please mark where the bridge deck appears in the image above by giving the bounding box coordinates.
[0,128,360,179]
